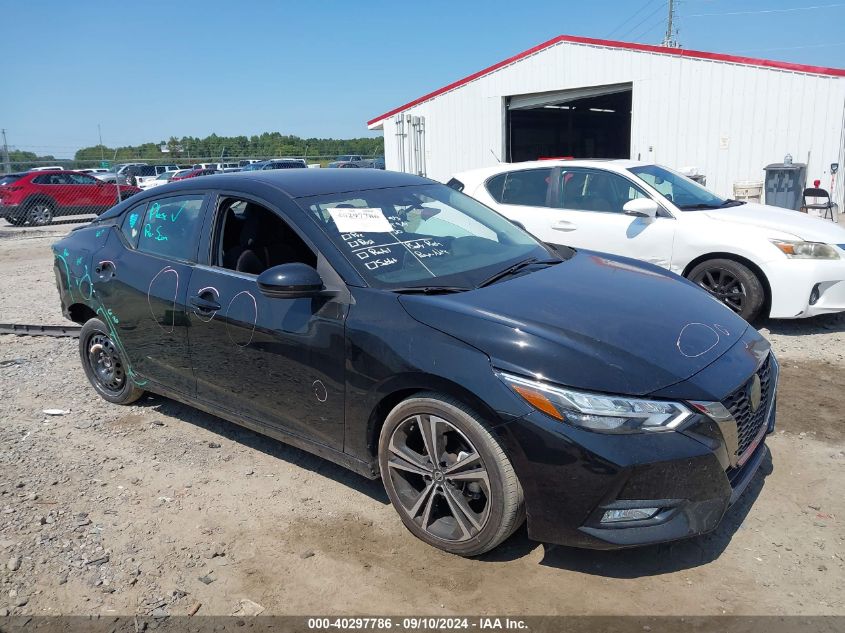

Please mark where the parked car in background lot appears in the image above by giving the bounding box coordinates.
[241,159,306,171]
[78,168,111,176]
[138,170,179,191]
[170,168,218,181]
[327,154,364,168]
[28,165,66,172]
[0,170,140,225]
[238,159,263,168]
[53,169,777,555]
[125,164,179,187]
[451,160,845,321]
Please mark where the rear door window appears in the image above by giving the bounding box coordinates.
[485,169,552,206]
[135,194,206,261]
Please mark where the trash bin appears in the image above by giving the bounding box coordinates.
[764,162,807,210]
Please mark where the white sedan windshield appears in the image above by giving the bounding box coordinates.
[629,164,743,210]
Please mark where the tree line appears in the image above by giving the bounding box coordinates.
[73,132,385,163]
[4,133,384,172]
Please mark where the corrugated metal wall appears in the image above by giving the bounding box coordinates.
[377,40,845,209]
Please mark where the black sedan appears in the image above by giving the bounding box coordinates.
[52,169,777,555]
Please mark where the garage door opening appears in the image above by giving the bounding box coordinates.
[506,83,632,162]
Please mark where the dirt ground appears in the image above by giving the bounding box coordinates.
[0,220,843,617]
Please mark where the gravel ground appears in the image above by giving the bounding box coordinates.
[0,220,843,617]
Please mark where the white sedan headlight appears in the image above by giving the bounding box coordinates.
[770,240,840,260]
[498,372,692,434]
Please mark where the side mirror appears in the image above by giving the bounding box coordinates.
[623,198,660,218]
[257,263,324,298]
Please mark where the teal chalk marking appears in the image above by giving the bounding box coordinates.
[129,213,139,229]
[170,202,186,222]
[95,228,106,238]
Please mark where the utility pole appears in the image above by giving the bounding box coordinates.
[1,129,11,175]
[98,124,104,161]
[662,0,680,48]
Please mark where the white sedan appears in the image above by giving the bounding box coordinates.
[137,170,179,191]
[450,160,845,321]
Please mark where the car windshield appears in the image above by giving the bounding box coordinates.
[298,183,553,289]
[335,155,353,161]
[241,163,262,171]
[628,164,742,210]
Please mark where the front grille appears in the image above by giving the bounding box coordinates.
[722,354,774,460]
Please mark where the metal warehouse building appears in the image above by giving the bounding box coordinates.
[367,35,845,207]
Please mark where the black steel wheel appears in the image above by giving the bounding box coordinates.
[25,200,54,226]
[379,393,524,556]
[687,258,765,322]
[79,318,144,405]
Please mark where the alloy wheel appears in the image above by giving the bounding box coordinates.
[386,414,491,542]
[692,267,747,313]
[86,333,126,393]
[27,203,53,226]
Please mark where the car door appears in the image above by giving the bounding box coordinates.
[185,192,348,450]
[34,173,77,212]
[68,172,106,211]
[548,167,676,268]
[91,192,209,394]
[481,167,560,239]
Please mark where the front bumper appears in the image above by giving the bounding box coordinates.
[765,255,845,318]
[497,344,777,550]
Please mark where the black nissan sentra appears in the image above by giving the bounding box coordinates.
[52,169,777,556]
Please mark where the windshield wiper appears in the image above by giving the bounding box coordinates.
[678,203,723,210]
[719,199,746,208]
[477,258,560,288]
[390,286,471,295]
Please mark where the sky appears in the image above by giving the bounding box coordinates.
[4,0,845,158]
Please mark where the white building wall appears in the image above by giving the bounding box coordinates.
[375,40,845,209]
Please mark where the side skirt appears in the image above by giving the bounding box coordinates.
[142,380,380,480]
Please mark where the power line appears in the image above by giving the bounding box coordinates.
[606,0,664,38]
[688,2,845,17]
[618,1,669,41]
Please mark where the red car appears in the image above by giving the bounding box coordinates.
[0,171,141,226]
[169,168,218,181]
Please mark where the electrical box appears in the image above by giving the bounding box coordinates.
[764,162,807,210]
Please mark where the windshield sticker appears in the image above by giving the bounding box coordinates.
[329,208,394,233]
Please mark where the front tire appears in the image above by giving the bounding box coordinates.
[687,258,765,322]
[378,393,524,556]
[79,318,144,405]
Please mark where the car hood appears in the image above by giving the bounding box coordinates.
[700,203,845,243]
[399,251,752,396]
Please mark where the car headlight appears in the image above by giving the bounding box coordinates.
[770,240,840,260]
[498,372,693,433]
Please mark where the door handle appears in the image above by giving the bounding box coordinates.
[189,295,221,313]
[552,220,577,232]
[95,260,116,280]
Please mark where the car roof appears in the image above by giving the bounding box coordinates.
[453,159,648,182]
[156,167,431,198]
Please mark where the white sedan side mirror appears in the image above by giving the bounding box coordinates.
[623,198,660,218]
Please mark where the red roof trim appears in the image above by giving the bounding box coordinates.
[367,34,845,126]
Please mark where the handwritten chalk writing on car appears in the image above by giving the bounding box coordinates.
[143,224,168,241]
[329,208,394,233]
[365,257,399,270]
[402,238,450,260]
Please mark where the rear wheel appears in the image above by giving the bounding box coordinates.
[79,318,144,405]
[687,258,765,322]
[378,393,524,556]
[25,200,54,226]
